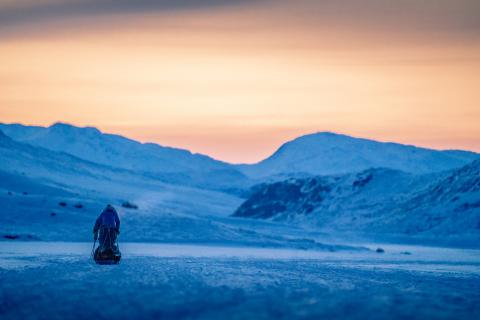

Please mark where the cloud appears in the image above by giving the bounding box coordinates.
[0,0,261,33]
[306,0,480,37]
[1,0,479,42]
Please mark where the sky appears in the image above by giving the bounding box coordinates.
[0,0,479,163]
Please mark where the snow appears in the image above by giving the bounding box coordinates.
[0,122,249,190]
[233,162,480,242]
[0,126,366,248]
[238,132,479,178]
[2,123,478,188]
[1,127,479,246]
[1,242,479,320]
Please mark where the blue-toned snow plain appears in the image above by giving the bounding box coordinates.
[1,242,480,320]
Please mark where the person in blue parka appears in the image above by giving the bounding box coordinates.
[93,204,120,250]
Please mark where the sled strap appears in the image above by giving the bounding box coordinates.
[91,238,97,259]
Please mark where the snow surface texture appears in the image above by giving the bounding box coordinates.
[0,242,479,320]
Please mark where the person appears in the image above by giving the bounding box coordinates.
[93,204,120,251]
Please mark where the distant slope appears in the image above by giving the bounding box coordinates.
[0,129,249,242]
[0,128,245,205]
[3,123,478,192]
[0,129,342,248]
[233,168,435,222]
[0,122,249,190]
[0,170,72,196]
[233,161,480,238]
[4,124,477,184]
[377,159,480,236]
[0,128,168,197]
[237,132,479,178]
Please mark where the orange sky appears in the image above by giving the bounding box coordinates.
[0,0,479,163]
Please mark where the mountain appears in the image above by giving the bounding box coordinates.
[233,161,480,238]
[233,168,435,221]
[0,122,220,173]
[1,124,479,244]
[0,127,167,197]
[4,124,478,186]
[237,132,479,178]
[0,128,249,242]
[0,129,339,248]
[377,159,480,236]
[0,122,249,190]
[0,127,246,208]
[3,124,477,185]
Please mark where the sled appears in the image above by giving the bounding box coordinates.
[91,226,121,265]
[94,246,121,265]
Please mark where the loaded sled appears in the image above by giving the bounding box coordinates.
[92,227,122,265]
[94,245,121,265]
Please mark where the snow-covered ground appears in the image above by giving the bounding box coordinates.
[1,242,479,320]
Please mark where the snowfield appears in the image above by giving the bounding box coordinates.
[1,242,479,320]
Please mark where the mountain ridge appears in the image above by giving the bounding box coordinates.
[1,123,479,244]
[0,122,249,190]
[1,123,478,184]
[233,160,480,238]
[237,131,479,178]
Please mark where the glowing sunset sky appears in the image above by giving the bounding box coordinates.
[0,0,479,163]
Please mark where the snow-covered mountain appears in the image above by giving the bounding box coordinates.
[237,132,479,178]
[0,127,172,198]
[3,124,478,186]
[233,168,434,221]
[0,129,254,242]
[233,160,480,238]
[0,122,216,172]
[377,159,480,236]
[2,123,479,244]
[1,129,325,248]
[3,124,477,185]
[0,122,249,190]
